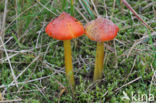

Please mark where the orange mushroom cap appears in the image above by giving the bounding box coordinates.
[85,17,119,42]
[45,12,84,40]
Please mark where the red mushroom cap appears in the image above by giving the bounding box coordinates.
[85,17,119,42]
[45,12,84,40]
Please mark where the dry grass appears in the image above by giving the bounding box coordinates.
[0,0,155,102]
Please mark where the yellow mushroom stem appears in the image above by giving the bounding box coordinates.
[63,40,75,89]
[93,42,104,81]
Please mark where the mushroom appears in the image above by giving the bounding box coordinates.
[85,17,119,81]
[45,12,84,89]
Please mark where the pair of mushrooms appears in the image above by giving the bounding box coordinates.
[45,12,119,89]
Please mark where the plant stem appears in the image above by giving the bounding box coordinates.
[93,42,104,81]
[63,40,75,89]
[120,0,124,14]
[70,0,74,16]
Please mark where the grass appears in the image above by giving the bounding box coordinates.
[0,0,156,102]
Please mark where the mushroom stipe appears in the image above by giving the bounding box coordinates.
[45,12,84,90]
[85,17,119,81]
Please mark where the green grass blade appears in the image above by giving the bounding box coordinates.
[62,0,66,10]
[70,0,74,16]
[11,33,25,48]
[81,0,95,19]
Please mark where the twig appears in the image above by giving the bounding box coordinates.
[0,52,19,63]
[127,32,156,58]
[103,90,108,97]
[115,76,142,92]
[36,0,57,16]
[15,0,24,38]
[0,37,18,88]
[91,0,99,16]
[0,14,2,30]
[2,55,40,95]
[0,99,22,103]
[113,40,118,69]
[3,3,37,35]
[0,75,51,89]
[36,18,46,48]
[124,56,137,82]
[154,6,156,19]
[1,0,8,40]
[103,0,108,18]
[34,84,47,99]
[75,7,89,23]
[120,20,155,31]
[0,0,8,58]
[120,0,124,14]
[111,0,116,19]
[79,0,88,16]
[10,89,43,94]
[142,2,153,10]
[149,64,156,94]
[58,88,66,103]
[56,80,66,103]
[110,0,118,68]
[122,0,154,32]
[16,55,40,79]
